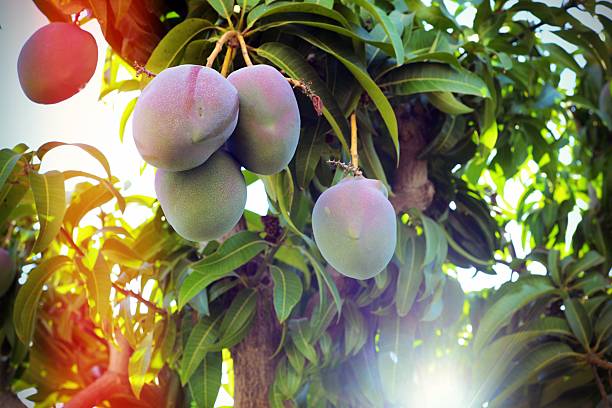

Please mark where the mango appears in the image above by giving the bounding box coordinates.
[18,23,98,104]
[133,65,239,171]
[155,150,246,242]
[227,65,300,175]
[0,249,16,297]
[312,177,397,280]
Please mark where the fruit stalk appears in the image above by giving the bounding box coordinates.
[221,46,235,77]
[350,112,359,169]
[206,30,236,68]
[237,33,253,66]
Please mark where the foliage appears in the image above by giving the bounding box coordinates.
[1,0,611,407]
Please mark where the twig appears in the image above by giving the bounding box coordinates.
[591,365,610,408]
[134,62,156,78]
[286,78,323,115]
[111,283,166,315]
[236,33,253,66]
[61,227,85,257]
[221,46,235,77]
[589,354,612,370]
[206,30,236,68]
[350,112,359,169]
[327,159,362,177]
[61,227,166,315]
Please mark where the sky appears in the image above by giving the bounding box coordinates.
[0,0,596,295]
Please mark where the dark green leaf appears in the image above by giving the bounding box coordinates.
[271,265,303,323]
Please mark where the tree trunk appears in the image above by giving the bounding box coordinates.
[0,391,26,408]
[231,283,281,408]
[390,103,436,213]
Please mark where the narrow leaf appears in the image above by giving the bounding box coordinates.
[29,171,66,253]
[271,265,303,323]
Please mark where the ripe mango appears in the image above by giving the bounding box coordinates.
[155,150,246,242]
[312,177,397,280]
[227,65,300,175]
[133,65,239,171]
[18,23,98,104]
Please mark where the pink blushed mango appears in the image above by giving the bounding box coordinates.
[312,177,397,280]
[133,65,239,171]
[18,23,98,104]
[227,65,300,175]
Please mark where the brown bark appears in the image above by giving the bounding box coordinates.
[231,283,281,408]
[0,391,26,408]
[390,103,436,213]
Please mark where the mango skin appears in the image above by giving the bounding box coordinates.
[312,177,397,280]
[227,65,300,175]
[155,150,246,242]
[0,249,16,297]
[18,23,98,104]
[133,65,239,171]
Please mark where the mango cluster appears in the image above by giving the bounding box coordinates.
[18,23,98,104]
[133,64,300,242]
[312,176,397,280]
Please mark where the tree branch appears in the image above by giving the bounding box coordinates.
[111,282,166,315]
[65,333,132,408]
[589,354,612,371]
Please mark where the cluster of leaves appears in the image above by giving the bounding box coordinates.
[3,0,610,407]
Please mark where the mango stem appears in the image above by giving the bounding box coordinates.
[237,33,253,66]
[206,30,236,68]
[220,46,235,77]
[350,112,359,169]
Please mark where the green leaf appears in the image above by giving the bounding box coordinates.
[563,298,592,349]
[256,42,350,152]
[377,314,415,403]
[380,63,491,98]
[76,255,113,335]
[300,248,342,315]
[295,118,328,189]
[270,265,303,323]
[473,275,558,352]
[289,318,318,364]
[0,149,22,192]
[29,171,66,253]
[427,92,474,115]
[128,331,154,398]
[564,251,605,283]
[247,2,350,29]
[180,313,223,384]
[37,142,112,180]
[343,301,367,356]
[120,97,137,142]
[349,0,404,64]
[471,317,572,402]
[188,351,222,408]
[218,288,258,347]
[489,343,578,407]
[395,230,425,316]
[207,0,234,21]
[13,256,72,343]
[548,249,561,286]
[284,29,399,157]
[179,231,268,309]
[146,19,215,74]
[64,183,114,233]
